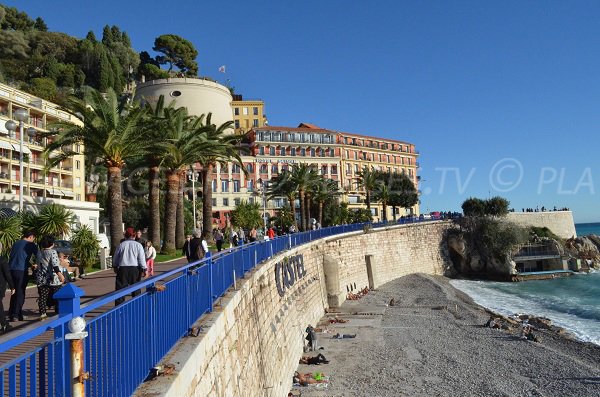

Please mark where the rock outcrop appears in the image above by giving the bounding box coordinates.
[565,235,600,269]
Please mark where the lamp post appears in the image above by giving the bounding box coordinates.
[4,109,36,211]
[187,168,199,228]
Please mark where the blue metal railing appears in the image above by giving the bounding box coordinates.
[0,218,438,396]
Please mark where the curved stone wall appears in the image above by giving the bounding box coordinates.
[133,78,233,128]
[506,211,577,239]
[136,221,453,397]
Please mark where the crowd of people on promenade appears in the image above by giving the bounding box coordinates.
[0,231,81,333]
[520,206,570,213]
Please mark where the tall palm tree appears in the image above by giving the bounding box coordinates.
[141,95,175,247]
[311,178,340,226]
[373,181,391,222]
[290,164,318,231]
[268,170,298,227]
[159,108,215,253]
[198,114,245,239]
[357,166,378,210]
[44,87,147,252]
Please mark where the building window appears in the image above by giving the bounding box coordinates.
[253,107,258,115]
[320,148,325,157]
[249,197,254,204]
[291,147,296,156]
[220,164,228,173]
[246,164,254,174]
[212,179,217,191]
[281,165,289,172]
[234,107,239,115]
[259,146,265,155]
[271,164,278,174]
[274,198,284,207]
[234,198,240,206]
[321,165,328,175]
[221,180,229,192]
[223,198,229,206]
[234,120,240,129]
[243,107,248,115]
[233,180,240,192]
[353,151,358,160]
[310,148,315,157]
[280,147,285,156]
[212,198,217,207]
[331,165,337,174]
[232,164,241,173]
[75,177,81,187]
[269,147,275,155]
[354,164,359,173]
[76,144,81,153]
[253,119,259,127]
[247,180,254,191]
[301,148,306,156]
[75,160,80,170]
[260,164,268,173]
[346,163,351,175]
[76,194,81,201]
[330,148,335,157]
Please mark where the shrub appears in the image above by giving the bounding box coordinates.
[70,225,100,270]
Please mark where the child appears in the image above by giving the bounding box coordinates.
[145,241,156,277]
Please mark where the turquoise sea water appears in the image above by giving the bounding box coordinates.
[575,222,600,236]
[451,272,600,345]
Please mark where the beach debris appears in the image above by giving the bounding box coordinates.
[389,298,396,306]
[347,287,369,300]
[329,317,349,324]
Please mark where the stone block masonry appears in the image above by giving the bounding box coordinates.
[135,221,454,397]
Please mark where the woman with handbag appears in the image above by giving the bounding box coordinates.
[35,236,64,320]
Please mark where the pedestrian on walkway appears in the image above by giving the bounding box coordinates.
[215,229,224,252]
[182,235,192,261]
[145,240,156,276]
[113,228,147,306]
[0,242,15,333]
[35,236,64,320]
[267,227,275,240]
[8,231,38,321]
[135,229,147,247]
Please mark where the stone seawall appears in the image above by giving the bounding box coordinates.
[136,221,453,397]
[506,211,577,239]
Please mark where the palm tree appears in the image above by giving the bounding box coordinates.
[268,170,298,227]
[141,95,174,247]
[357,166,378,210]
[311,178,340,226]
[44,87,147,252]
[373,182,391,222]
[198,114,245,239]
[290,164,318,231]
[36,203,75,238]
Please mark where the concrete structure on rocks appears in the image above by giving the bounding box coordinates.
[135,221,453,397]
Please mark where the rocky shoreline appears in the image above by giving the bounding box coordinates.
[291,273,600,396]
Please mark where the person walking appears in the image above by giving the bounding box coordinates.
[113,228,147,306]
[145,241,157,277]
[267,227,275,240]
[0,242,15,333]
[35,236,64,320]
[214,229,224,252]
[237,227,246,245]
[8,231,38,321]
[187,229,208,263]
[182,235,192,261]
[249,227,257,243]
[135,230,147,247]
[229,228,239,247]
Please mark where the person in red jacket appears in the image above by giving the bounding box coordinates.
[267,227,275,240]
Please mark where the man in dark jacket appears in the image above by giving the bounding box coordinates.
[0,242,15,332]
[187,229,208,263]
[8,231,37,321]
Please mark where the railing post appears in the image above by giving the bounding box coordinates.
[54,284,86,397]
[206,252,214,312]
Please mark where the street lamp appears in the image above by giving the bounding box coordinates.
[4,108,36,211]
[187,167,199,229]
[257,178,268,229]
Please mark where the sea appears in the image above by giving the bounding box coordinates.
[450,222,600,345]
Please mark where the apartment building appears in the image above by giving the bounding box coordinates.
[231,94,267,135]
[0,83,100,233]
[338,131,420,219]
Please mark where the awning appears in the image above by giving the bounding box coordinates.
[11,143,31,155]
[60,190,75,197]
[0,140,12,150]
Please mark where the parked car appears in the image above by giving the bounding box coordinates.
[54,240,72,256]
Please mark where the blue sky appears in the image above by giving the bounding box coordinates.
[4,0,600,222]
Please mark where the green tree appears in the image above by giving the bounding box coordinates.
[462,197,487,217]
[0,216,22,255]
[36,203,75,238]
[33,17,48,32]
[357,166,378,210]
[230,201,262,230]
[43,87,148,252]
[379,171,418,220]
[268,170,298,227]
[26,77,57,101]
[485,196,510,217]
[70,225,100,270]
[373,182,391,221]
[289,164,317,231]
[153,34,198,76]
[311,178,340,226]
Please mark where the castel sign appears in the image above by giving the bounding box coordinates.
[274,254,306,297]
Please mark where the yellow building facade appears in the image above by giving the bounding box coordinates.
[0,83,85,201]
[231,94,267,134]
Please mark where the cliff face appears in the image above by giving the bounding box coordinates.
[565,235,600,268]
[447,231,517,280]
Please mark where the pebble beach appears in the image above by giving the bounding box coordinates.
[292,273,600,397]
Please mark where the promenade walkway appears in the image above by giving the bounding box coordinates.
[0,256,188,365]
